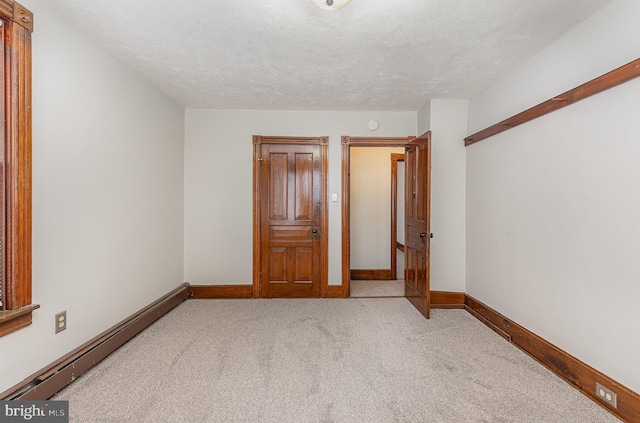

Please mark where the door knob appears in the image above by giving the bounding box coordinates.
[312,228,318,234]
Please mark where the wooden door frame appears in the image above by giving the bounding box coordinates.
[252,136,329,298]
[390,153,405,281]
[341,136,414,298]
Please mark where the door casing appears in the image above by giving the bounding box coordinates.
[253,136,329,298]
[341,136,415,298]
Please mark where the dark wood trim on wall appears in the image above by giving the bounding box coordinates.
[0,304,39,336]
[390,153,404,281]
[464,295,640,423]
[350,269,394,281]
[252,136,329,299]
[326,285,343,298]
[1,283,190,400]
[341,136,414,298]
[190,285,252,299]
[396,242,405,252]
[0,1,34,337]
[430,291,465,309]
[465,57,640,146]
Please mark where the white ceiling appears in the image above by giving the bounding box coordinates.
[50,0,611,110]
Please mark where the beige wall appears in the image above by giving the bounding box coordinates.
[0,0,186,393]
[184,110,416,286]
[350,147,404,269]
[417,99,468,292]
[466,0,640,393]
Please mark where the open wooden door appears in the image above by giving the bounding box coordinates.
[253,136,328,298]
[404,131,432,318]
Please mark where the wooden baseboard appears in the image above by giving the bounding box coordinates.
[190,285,253,299]
[464,295,640,423]
[430,291,465,309]
[350,269,394,280]
[325,285,343,298]
[1,283,190,400]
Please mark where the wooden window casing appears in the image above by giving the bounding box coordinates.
[0,1,36,337]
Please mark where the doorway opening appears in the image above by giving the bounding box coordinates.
[342,134,432,318]
[341,136,411,298]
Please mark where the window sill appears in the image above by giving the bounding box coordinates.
[0,305,40,337]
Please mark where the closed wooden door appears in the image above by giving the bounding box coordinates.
[257,142,324,298]
[404,132,431,318]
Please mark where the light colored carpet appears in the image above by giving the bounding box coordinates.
[53,299,621,423]
[350,280,404,297]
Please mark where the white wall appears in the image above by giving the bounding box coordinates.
[184,110,415,286]
[466,0,640,393]
[417,100,468,292]
[350,147,404,269]
[0,0,185,393]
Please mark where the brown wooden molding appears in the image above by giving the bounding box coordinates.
[350,269,394,280]
[1,0,33,322]
[190,285,253,299]
[342,136,411,147]
[396,242,405,252]
[253,135,328,145]
[13,2,32,31]
[465,58,640,146]
[325,285,343,298]
[0,0,13,20]
[430,291,465,309]
[464,294,640,423]
[341,138,350,298]
[0,283,190,400]
[0,304,39,336]
[390,153,405,282]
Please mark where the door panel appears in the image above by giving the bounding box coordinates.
[269,153,288,221]
[260,143,322,298]
[404,132,431,318]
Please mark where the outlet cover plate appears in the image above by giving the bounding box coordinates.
[596,382,617,408]
[55,311,67,334]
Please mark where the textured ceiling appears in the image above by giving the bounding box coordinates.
[50,0,611,110]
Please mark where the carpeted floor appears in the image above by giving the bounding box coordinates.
[53,299,621,422]
[350,280,404,297]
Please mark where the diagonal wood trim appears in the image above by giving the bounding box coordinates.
[190,285,253,299]
[465,58,640,146]
[0,283,190,400]
[464,294,640,423]
[0,0,13,20]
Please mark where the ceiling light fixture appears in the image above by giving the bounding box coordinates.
[310,0,352,11]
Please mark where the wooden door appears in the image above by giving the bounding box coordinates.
[256,141,324,298]
[404,132,431,318]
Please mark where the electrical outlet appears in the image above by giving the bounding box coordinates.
[596,382,617,408]
[55,311,67,334]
